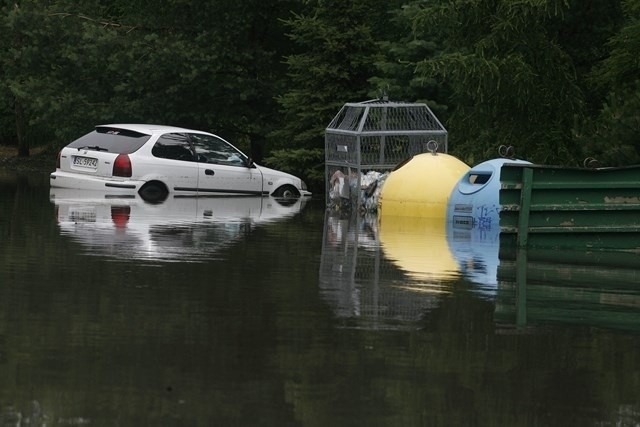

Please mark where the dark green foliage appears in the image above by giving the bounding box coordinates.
[0,0,639,180]
[553,0,624,88]
[578,0,640,166]
[271,0,389,151]
[263,147,324,193]
[266,0,401,189]
[369,2,451,119]
[412,0,585,165]
[0,0,298,161]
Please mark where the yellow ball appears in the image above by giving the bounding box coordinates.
[379,153,470,219]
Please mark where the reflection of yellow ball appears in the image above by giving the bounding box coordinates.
[379,153,469,219]
[379,216,459,283]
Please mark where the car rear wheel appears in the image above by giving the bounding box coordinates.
[139,181,168,203]
[272,185,299,199]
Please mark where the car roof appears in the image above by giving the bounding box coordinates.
[97,124,210,136]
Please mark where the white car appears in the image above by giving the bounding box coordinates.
[50,124,311,202]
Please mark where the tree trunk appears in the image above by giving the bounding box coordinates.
[250,136,265,164]
[15,97,29,157]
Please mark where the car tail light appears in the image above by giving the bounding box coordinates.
[56,151,61,169]
[113,154,132,177]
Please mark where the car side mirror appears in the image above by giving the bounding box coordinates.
[246,158,256,168]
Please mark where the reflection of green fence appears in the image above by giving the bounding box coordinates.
[498,164,640,330]
[496,256,640,332]
[499,164,640,261]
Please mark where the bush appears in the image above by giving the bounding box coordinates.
[263,148,325,194]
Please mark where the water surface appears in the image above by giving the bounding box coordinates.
[1,170,639,426]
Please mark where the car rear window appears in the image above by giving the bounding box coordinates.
[66,127,151,154]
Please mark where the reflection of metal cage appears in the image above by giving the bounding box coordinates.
[325,99,448,207]
[318,213,440,329]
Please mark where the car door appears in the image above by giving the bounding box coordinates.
[188,133,264,196]
[148,133,200,195]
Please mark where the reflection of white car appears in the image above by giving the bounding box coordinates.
[50,124,311,202]
[51,189,308,262]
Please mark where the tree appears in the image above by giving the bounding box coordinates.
[0,1,149,153]
[267,0,401,190]
[105,0,300,162]
[412,0,585,166]
[369,2,451,119]
[0,0,298,161]
[579,0,640,166]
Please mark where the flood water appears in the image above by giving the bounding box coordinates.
[1,170,639,426]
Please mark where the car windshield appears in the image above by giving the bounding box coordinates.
[66,127,151,154]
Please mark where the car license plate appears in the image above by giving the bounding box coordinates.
[73,156,98,168]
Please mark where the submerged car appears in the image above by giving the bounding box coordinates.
[50,124,311,202]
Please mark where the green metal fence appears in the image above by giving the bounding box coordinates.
[499,164,640,264]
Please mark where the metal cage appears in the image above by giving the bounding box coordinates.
[325,99,448,208]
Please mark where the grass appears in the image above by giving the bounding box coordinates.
[0,145,17,157]
[0,144,56,171]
